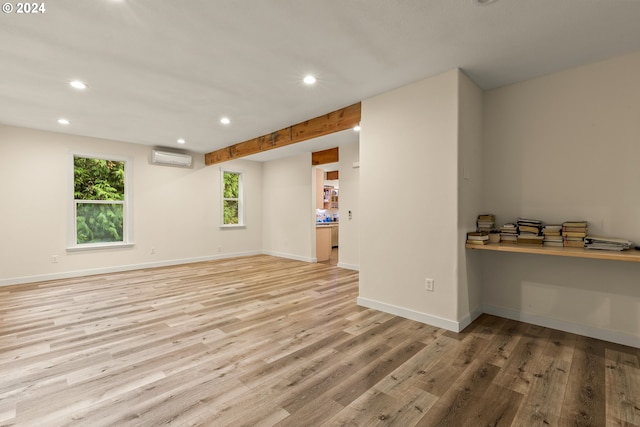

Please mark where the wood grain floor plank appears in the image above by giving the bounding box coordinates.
[65,364,250,427]
[0,255,637,426]
[510,354,571,426]
[559,336,607,427]
[485,318,529,368]
[323,385,437,427]
[606,348,640,426]
[330,340,427,408]
[415,334,489,397]
[416,360,522,427]
[492,323,552,394]
[275,395,344,427]
[371,335,454,400]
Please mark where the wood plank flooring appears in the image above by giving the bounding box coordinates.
[1,254,639,426]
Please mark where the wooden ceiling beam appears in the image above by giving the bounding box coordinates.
[312,147,339,165]
[205,102,361,165]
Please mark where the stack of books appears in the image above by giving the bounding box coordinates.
[562,221,588,248]
[499,223,518,244]
[476,214,495,233]
[584,236,633,251]
[517,218,544,245]
[466,231,489,245]
[542,224,563,247]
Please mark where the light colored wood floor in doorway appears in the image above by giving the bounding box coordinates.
[1,255,639,426]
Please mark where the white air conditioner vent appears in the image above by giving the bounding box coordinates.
[151,150,192,167]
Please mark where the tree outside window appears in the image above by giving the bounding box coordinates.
[73,156,128,245]
[222,171,243,226]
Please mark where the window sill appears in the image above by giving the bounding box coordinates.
[220,224,246,230]
[67,242,135,252]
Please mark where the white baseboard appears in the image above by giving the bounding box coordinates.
[458,306,484,331]
[261,250,316,263]
[355,298,640,346]
[2,250,319,287]
[357,296,463,332]
[337,262,359,271]
[0,251,263,287]
[483,304,640,349]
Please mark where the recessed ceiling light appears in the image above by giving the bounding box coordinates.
[303,75,317,85]
[177,138,186,144]
[220,117,231,125]
[69,80,87,90]
[58,118,70,125]
[353,125,361,132]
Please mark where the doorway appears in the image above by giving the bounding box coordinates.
[315,162,339,264]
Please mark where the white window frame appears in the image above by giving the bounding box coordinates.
[220,168,245,228]
[67,152,134,251]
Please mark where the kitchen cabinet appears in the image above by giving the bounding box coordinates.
[330,188,339,209]
[331,225,339,248]
[316,227,332,261]
[324,186,338,209]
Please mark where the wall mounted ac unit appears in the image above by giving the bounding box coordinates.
[151,150,192,167]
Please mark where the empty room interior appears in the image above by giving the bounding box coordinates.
[2,1,640,426]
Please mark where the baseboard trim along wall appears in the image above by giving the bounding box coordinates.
[483,304,640,349]
[337,262,359,271]
[261,250,316,263]
[357,298,640,346]
[357,296,464,332]
[457,307,484,332]
[2,251,316,287]
[0,251,264,287]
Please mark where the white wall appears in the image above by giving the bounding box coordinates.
[262,152,315,262]
[0,125,263,285]
[456,70,484,326]
[482,51,640,347]
[337,139,360,270]
[358,69,462,330]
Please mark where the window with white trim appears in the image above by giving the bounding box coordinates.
[70,155,132,248]
[221,170,244,226]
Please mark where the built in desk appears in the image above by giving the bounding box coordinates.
[465,242,640,263]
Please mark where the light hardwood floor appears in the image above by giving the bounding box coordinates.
[1,255,639,426]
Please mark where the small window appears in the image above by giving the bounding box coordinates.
[222,170,244,226]
[70,155,132,248]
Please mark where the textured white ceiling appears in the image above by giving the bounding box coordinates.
[1,0,640,155]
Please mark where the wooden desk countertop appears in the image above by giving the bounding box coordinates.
[465,242,640,263]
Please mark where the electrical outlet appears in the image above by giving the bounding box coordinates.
[151,247,156,254]
[218,246,222,252]
[425,278,434,292]
[51,255,58,263]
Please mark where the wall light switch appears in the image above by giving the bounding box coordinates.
[425,278,434,292]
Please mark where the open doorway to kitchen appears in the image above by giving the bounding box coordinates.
[311,130,358,269]
[316,162,339,265]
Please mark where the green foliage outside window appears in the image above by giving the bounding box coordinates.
[223,171,240,225]
[76,203,124,243]
[74,157,125,244]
